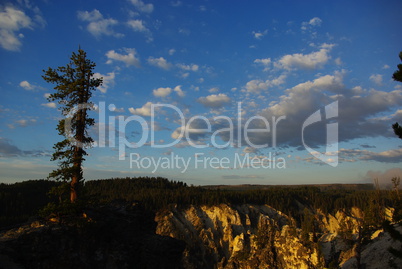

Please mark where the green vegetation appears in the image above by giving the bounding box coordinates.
[0,180,58,228]
[42,48,102,203]
[0,177,400,230]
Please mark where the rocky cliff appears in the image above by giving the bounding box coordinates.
[1,202,401,269]
[155,204,402,269]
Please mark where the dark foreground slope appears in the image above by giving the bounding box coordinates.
[0,201,184,269]
[1,178,402,268]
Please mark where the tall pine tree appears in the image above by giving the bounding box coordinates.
[43,49,102,203]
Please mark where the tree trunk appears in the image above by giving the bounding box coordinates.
[70,175,78,203]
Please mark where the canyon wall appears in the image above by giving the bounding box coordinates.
[156,204,401,269]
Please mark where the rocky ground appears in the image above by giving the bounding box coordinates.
[0,202,185,269]
[1,202,402,269]
[155,204,402,269]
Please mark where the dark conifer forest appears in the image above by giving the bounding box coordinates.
[1,177,399,230]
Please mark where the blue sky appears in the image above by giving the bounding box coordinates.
[1,0,402,186]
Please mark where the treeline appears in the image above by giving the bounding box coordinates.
[0,180,58,228]
[0,177,399,229]
[85,178,392,221]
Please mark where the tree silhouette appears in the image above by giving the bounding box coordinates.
[43,49,102,203]
[392,52,402,139]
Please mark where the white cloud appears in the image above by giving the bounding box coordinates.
[177,63,199,72]
[77,9,123,38]
[197,93,231,108]
[126,19,153,42]
[245,74,286,93]
[180,72,189,78]
[129,101,155,116]
[151,85,184,99]
[93,72,115,93]
[340,148,402,164]
[41,102,56,108]
[369,74,383,85]
[19,80,34,90]
[252,29,268,39]
[254,58,271,71]
[243,71,402,149]
[127,19,148,32]
[0,6,33,51]
[308,17,322,26]
[169,48,176,55]
[301,17,322,30]
[77,9,102,21]
[106,48,140,67]
[382,64,390,69]
[147,56,172,70]
[129,0,154,13]
[8,119,37,129]
[153,87,172,98]
[208,87,219,93]
[174,85,185,97]
[360,148,402,163]
[274,44,334,70]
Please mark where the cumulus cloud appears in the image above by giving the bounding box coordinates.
[127,19,148,32]
[301,17,322,30]
[19,80,34,90]
[369,74,383,85]
[8,119,36,129]
[197,93,231,108]
[77,9,123,38]
[106,48,140,67]
[129,101,155,116]
[153,87,172,98]
[360,148,402,163]
[180,70,402,153]
[147,56,172,70]
[171,118,212,142]
[152,85,185,98]
[247,71,402,149]
[177,63,199,72]
[93,72,115,93]
[41,102,56,108]
[127,19,152,41]
[254,58,271,71]
[252,29,268,39]
[339,148,402,164]
[308,17,322,26]
[245,74,286,93]
[274,44,334,70]
[0,5,44,51]
[129,0,154,13]
[174,85,185,97]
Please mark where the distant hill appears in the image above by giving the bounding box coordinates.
[202,183,374,191]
